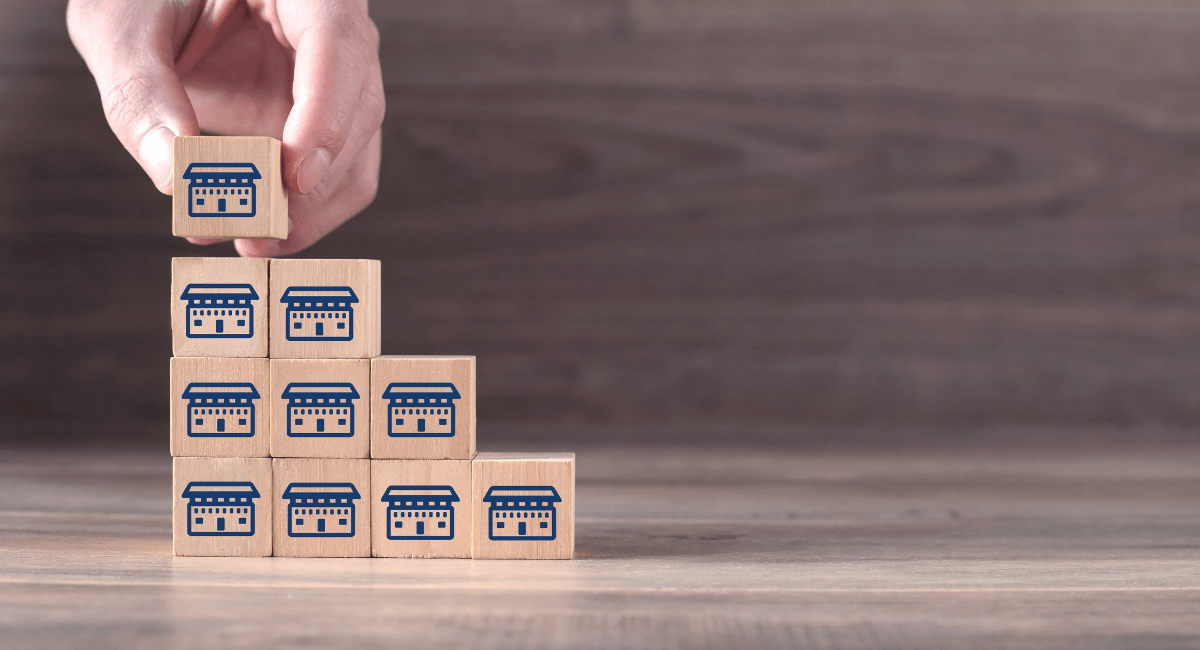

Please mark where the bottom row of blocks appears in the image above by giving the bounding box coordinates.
[172,453,574,559]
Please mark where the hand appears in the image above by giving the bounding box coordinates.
[67,0,385,257]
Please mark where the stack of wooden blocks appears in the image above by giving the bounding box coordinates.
[169,136,574,559]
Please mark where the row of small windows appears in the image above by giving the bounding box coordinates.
[393,502,453,508]
[392,511,448,518]
[393,408,449,415]
[195,188,251,195]
[191,398,253,404]
[191,497,252,503]
[393,398,452,404]
[291,398,353,404]
[193,507,249,514]
[194,408,250,415]
[291,303,352,309]
[497,502,554,508]
[494,511,551,518]
[192,309,248,316]
[291,498,353,504]
[293,508,350,515]
[292,312,346,319]
[191,299,251,305]
[293,408,349,415]
[198,178,252,184]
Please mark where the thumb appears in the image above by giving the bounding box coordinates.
[67,0,200,194]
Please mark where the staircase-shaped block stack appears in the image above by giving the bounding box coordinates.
[169,137,574,559]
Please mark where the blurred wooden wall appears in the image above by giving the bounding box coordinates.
[5,1,1200,449]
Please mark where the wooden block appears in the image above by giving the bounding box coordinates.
[370,356,476,460]
[471,452,575,560]
[268,259,381,359]
[272,458,371,557]
[170,357,270,457]
[173,456,273,557]
[370,459,473,558]
[172,136,288,240]
[270,359,370,459]
[171,257,269,358]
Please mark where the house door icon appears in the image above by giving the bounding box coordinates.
[218,198,227,212]
[317,519,325,533]
[217,517,225,531]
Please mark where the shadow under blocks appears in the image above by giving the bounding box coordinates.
[168,241,574,558]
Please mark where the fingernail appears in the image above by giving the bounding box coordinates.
[140,126,176,194]
[297,148,332,194]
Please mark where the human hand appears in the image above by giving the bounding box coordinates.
[67,0,385,257]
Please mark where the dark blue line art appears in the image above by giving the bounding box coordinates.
[381,486,459,541]
[483,486,561,541]
[182,481,260,536]
[280,287,358,342]
[182,383,260,438]
[183,162,260,218]
[282,483,361,537]
[381,383,460,438]
[180,283,259,339]
[281,382,360,438]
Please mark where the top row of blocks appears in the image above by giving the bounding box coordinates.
[172,257,381,359]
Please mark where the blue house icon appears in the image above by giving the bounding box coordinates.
[283,483,361,537]
[182,382,260,437]
[483,486,561,541]
[381,485,460,541]
[280,286,358,341]
[382,383,460,438]
[183,162,260,217]
[182,481,260,536]
[281,382,360,437]
[180,283,258,338]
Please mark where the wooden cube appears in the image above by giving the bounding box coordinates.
[171,257,269,358]
[272,458,371,557]
[173,457,273,557]
[370,356,475,460]
[371,459,473,558]
[172,136,288,240]
[471,453,574,560]
[270,359,370,459]
[170,357,270,458]
[269,259,381,359]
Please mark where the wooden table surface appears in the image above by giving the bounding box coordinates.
[2,446,1198,648]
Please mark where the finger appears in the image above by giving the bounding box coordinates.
[235,128,381,258]
[67,0,201,194]
[277,0,380,194]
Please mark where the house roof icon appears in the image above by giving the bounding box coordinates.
[182,163,261,181]
[181,482,261,499]
[280,383,360,400]
[483,486,562,503]
[181,383,261,400]
[180,284,259,301]
[382,383,461,400]
[282,483,362,499]
[381,486,460,503]
[279,287,359,303]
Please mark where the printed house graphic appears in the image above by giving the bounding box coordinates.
[282,382,360,437]
[283,483,361,537]
[382,383,460,437]
[180,283,259,338]
[182,482,260,536]
[381,486,460,541]
[183,162,260,217]
[183,383,260,437]
[483,486,561,541]
[280,287,358,341]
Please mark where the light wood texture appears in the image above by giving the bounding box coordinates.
[371,356,476,459]
[270,359,370,459]
[6,446,1200,647]
[371,459,473,558]
[171,136,287,239]
[471,452,574,560]
[268,259,381,359]
[171,257,269,358]
[272,458,371,557]
[169,357,270,458]
[172,457,272,557]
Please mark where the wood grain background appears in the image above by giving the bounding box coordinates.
[5,0,1200,449]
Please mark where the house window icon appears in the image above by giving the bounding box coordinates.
[279,286,358,342]
[182,163,260,217]
[483,486,561,541]
[381,486,459,541]
[281,382,360,437]
[182,382,260,438]
[181,481,260,536]
[180,283,258,339]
